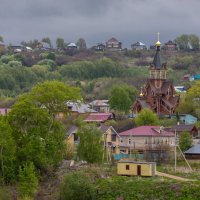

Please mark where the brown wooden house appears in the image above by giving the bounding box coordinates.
[106,37,122,51]
[132,39,179,115]
[162,40,177,53]
[170,124,198,138]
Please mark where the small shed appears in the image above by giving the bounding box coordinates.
[117,160,156,177]
[184,143,200,159]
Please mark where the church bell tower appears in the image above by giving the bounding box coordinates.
[149,33,167,89]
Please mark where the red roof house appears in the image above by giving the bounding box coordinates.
[84,113,113,123]
[119,126,175,153]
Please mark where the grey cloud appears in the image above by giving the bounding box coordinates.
[1,0,200,47]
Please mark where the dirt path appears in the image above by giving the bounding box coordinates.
[156,171,195,182]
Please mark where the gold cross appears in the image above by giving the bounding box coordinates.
[157,32,160,41]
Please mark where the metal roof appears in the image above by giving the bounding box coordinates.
[184,143,200,154]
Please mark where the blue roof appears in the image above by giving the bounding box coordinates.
[184,143,200,154]
[194,74,200,80]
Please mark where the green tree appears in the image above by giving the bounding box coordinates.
[21,39,39,49]
[182,81,200,117]
[76,38,87,50]
[8,60,22,68]
[189,34,199,50]
[0,55,15,64]
[179,132,192,151]
[8,81,81,172]
[60,171,96,200]
[134,108,159,126]
[8,98,54,170]
[0,36,3,42]
[109,84,137,115]
[174,34,189,50]
[77,124,103,164]
[56,37,66,49]
[41,37,52,48]
[0,117,16,183]
[18,162,38,198]
[29,80,82,119]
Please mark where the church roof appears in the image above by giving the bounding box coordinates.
[161,81,173,93]
[137,99,151,109]
[147,80,173,95]
[168,96,179,106]
[152,46,162,69]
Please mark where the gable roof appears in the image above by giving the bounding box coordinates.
[132,42,146,46]
[99,124,110,133]
[67,102,97,114]
[171,124,197,132]
[119,126,174,137]
[89,100,109,107]
[107,37,119,43]
[66,125,78,138]
[84,113,113,122]
[165,40,177,45]
[184,143,200,154]
[68,43,77,47]
[137,99,151,109]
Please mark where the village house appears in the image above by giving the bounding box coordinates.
[119,126,175,154]
[117,160,156,176]
[36,42,51,50]
[170,124,199,138]
[89,100,110,113]
[67,43,77,50]
[84,113,113,123]
[106,37,122,51]
[164,114,197,125]
[100,124,121,155]
[66,125,79,154]
[67,102,97,114]
[184,142,200,159]
[92,43,106,51]
[162,40,177,53]
[56,102,97,119]
[8,45,26,53]
[132,36,180,115]
[131,42,147,50]
[66,124,120,155]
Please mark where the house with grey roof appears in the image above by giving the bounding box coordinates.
[184,143,200,159]
[131,42,147,50]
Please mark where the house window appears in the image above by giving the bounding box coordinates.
[145,138,147,144]
[126,165,130,170]
[128,138,131,145]
[111,134,116,142]
[120,138,123,143]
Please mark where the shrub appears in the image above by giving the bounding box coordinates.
[38,59,56,68]
[60,171,96,200]
[18,162,38,199]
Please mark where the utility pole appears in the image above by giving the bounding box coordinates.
[129,135,131,158]
[175,129,177,173]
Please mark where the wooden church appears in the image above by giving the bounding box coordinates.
[132,34,179,115]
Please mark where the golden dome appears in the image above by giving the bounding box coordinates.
[156,32,161,46]
[156,41,161,46]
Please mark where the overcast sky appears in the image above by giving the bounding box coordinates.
[1,0,200,48]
